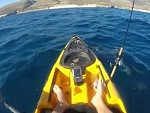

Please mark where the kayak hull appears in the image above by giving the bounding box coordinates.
[35,36,127,113]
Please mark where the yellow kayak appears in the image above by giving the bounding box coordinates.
[35,35,127,113]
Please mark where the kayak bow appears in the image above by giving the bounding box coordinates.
[35,36,127,113]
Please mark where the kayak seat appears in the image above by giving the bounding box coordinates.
[40,108,53,113]
[66,104,97,113]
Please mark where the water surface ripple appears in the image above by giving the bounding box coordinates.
[0,8,150,113]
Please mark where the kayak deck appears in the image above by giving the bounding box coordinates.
[35,36,126,113]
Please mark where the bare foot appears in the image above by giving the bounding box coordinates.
[91,79,112,113]
[52,85,69,113]
[92,79,105,108]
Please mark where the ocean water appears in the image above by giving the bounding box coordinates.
[0,8,150,113]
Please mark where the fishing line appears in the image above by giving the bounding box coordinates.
[122,0,136,47]
[110,0,136,78]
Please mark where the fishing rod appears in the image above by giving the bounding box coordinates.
[110,0,136,78]
[0,91,20,113]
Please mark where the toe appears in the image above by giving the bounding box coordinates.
[53,85,59,93]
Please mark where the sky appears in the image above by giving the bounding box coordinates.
[0,0,21,7]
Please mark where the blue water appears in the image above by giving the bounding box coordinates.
[0,8,150,113]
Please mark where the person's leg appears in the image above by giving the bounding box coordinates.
[52,85,69,113]
[91,79,112,113]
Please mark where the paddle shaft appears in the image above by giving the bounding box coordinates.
[0,91,20,113]
[4,102,20,113]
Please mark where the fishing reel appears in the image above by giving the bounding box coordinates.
[109,58,123,67]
